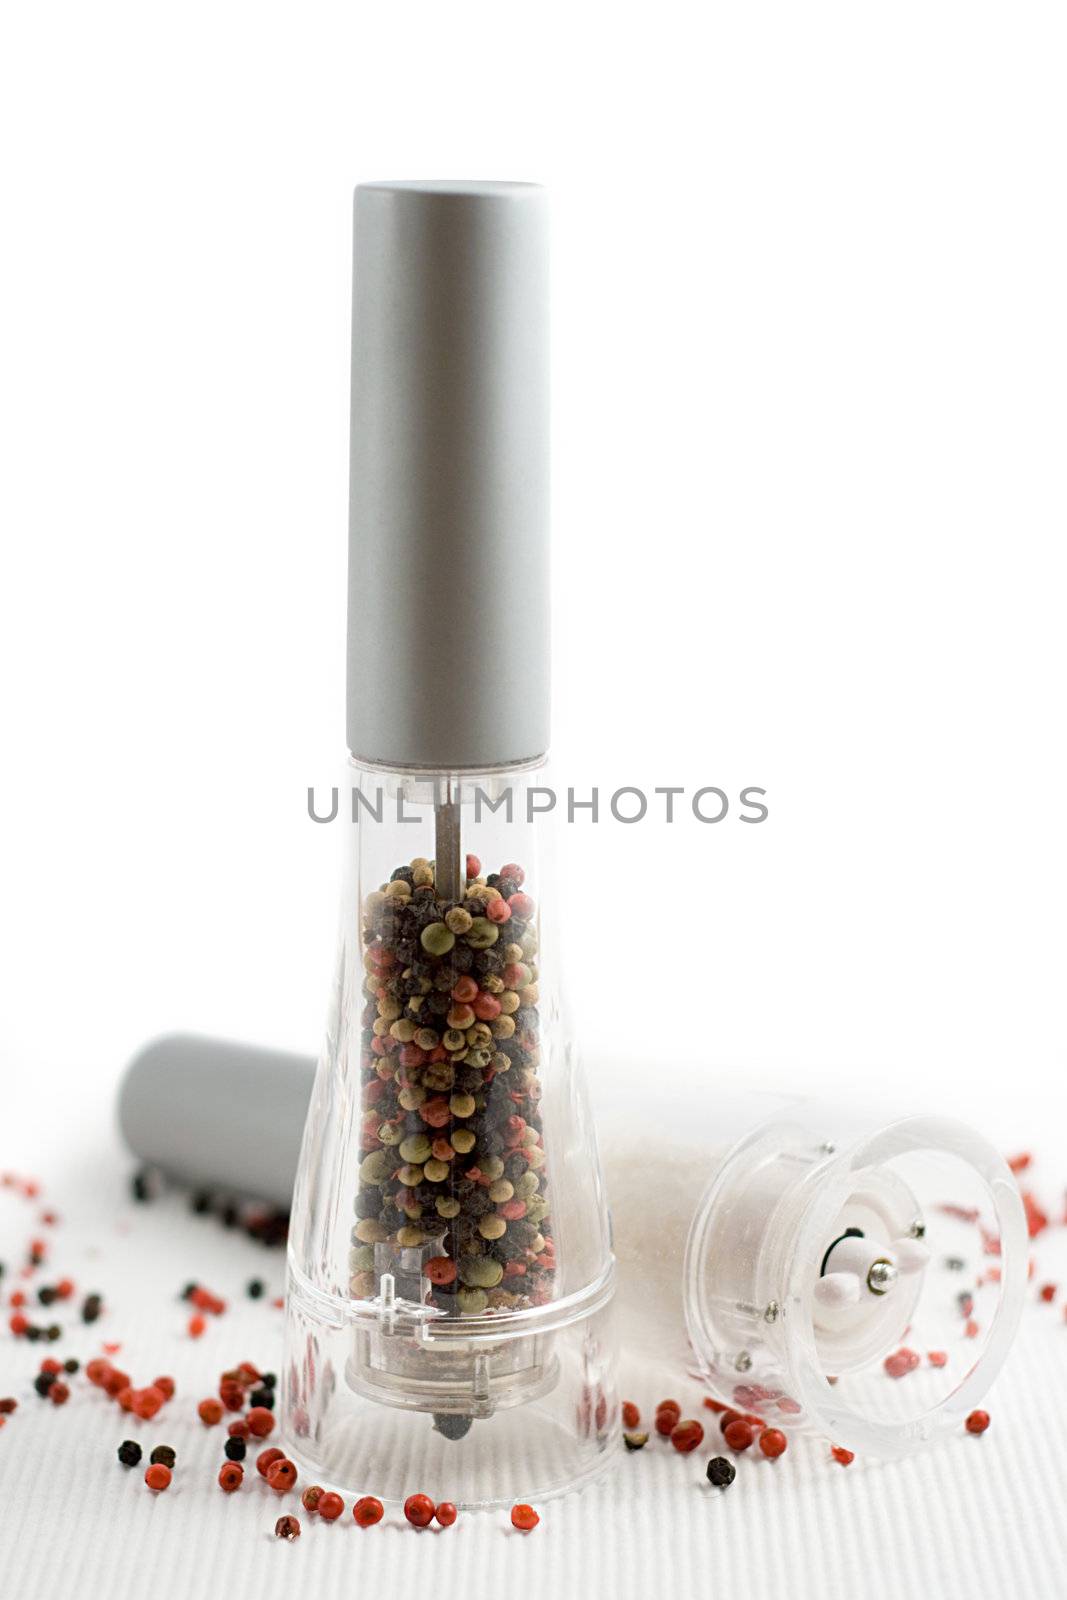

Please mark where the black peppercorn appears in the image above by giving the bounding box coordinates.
[224,1436,247,1461]
[26,1326,41,1342]
[149,1445,176,1468]
[117,1440,142,1467]
[247,1279,265,1299]
[249,1387,274,1410]
[34,1372,56,1396]
[37,1285,57,1307]
[260,1372,277,1389]
[706,1456,736,1489]
[63,1358,79,1374]
[46,1325,61,1342]
[190,1190,212,1215]
[82,1293,103,1324]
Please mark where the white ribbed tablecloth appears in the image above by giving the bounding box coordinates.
[3,1122,1066,1600]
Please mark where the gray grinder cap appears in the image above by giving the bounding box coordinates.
[347,181,550,772]
[118,1034,314,1210]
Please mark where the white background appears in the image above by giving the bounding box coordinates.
[1,5,1066,1597]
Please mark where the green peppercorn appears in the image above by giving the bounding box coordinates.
[421,922,456,956]
[398,1134,432,1164]
[456,1288,489,1314]
[466,918,499,949]
[459,1256,504,1289]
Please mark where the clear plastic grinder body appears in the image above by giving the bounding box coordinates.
[283,764,617,1505]
[660,1097,1027,1457]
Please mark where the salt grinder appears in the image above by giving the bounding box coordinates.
[280,182,618,1506]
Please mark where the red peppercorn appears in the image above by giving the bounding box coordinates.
[55,1279,74,1300]
[965,1409,991,1435]
[187,1314,206,1338]
[8,1314,28,1336]
[48,1382,70,1406]
[247,1406,275,1438]
[718,1408,743,1435]
[884,1348,921,1379]
[758,1428,787,1459]
[0,1398,17,1414]
[723,1419,755,1451]
[228,1419,250,1439]
[465,854,481,880]
[435,1501,458,1527]
[104,1368,131,1398]
[86,1358,111,1387]
[831,1445,855,1465]
[353,1495,384,1527]
[485,897,512,924]
[198,1398,223,1426]
[274,1515,301,1540]
[153,1376,175,1400]
[451,975,479,1004]
[40,1358,62,1376]
[301,1485,323,1514]
[318,1491,344,1521]
[404,1493,436,1528]
[267,1458,298,1493]
[134,1386,166,1420]
[219,1381,244,1412]
[670,1419,705,1454]
[1039,1283,1057,1303]
[927,1351,948,1368]
[424,1257,457,1286]
[218,1462,244,1493]
[702,1397,728,1414]
[510,1503,540,1532]
[508,893,535,920]
[654,1401,681,1435]
[10,1291,26,1309]
[621,1401,640,1429]
[257,1447,286,1477]
[145,1463,172,1491]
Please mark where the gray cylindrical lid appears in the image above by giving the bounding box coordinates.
[347,181,549,771]
[118,1034,315,1209]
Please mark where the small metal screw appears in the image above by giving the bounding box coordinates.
[734,1351,753,1373]
[867,1259,898,1296]
[763,1302,780,1325]
[909,1220,926,1239]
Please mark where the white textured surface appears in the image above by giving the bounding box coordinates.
[3,1122,1067,1600]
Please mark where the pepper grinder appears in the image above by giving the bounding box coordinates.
[281,182,618,1507]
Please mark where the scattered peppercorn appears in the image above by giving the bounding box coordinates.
[0,1398,17,1415]
[150,1446,176,1468]
[249,1387,274,1410]
[654,1401,681,1436]
[247,1406,275,1438]
[218,1462,244,1493]
[884,1348,921,1379]
[621,1401,640,1429]
[353,1496,384,1527]
[145,1463,172,1492]
[247,1279,265,1299]
[266,1458,298,1493]
[706,1456,736,1489]
[510,1503,540,1532]
[49,1382,70,1406]
[257,1446,285,1477]
[274,1515,301,1540]
[723,1419,755,1452]
[966,1410,991,1435]
[81,1294,103,1324]
[198,1398,223,1426]
[220,1436,245,1462]
[758,1428,787,1459]
[831,1446,855,1466]
[33,1372,56,1397]
[435,1501,458,1527]
[670,1419,705,1454]
[62,1358,79,1375]
[318,1491,345,1521]
[117,1440,142,1467]
[404,1493,436,1528]
[623,1431,649,1451]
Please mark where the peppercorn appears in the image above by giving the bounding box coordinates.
[187,1315,206,1338]
[34,1372,56,1397]
[224,1436,247,1462]
[353,1495,384,1527]
[117,1440,142,1467]
[831,1445,855,1465]
[247,1406,275,1438]
[274,1515,301,1540]
[758,1428,787,1459]
[63,1359,79,1375]
[435,1501,458,1527]
[198,1398,223,1426]
[260,1372,277,1389]
[247,1279,265,1299]
[623,1431,649,1451]
[654,1402,681,1436]
[723,1419,755,1451]
[38,1285,57,1306]
[301,1485,324,1513]
[257,1447,285,1478]
[670,1419,705,1454]
[49,1382,70,1406]
[153,1375,175,1400]
[150,1446,176,1468]
[249,1387,274,1410]
[317,1491,344,1521]
[218,1462,244,1493]
[0,1399,16,1415]
[510,1503,540,1532]
[404,1493,435,1528]
[966,1410,991,1435]
[884,1348,921,1379]
[45,1325,61,1342]
[81,1294,102,1324]
[266,1458,298,1493]
[706,1456,736,1489]
[621,1400,640,1429]
[145,1463,172,1492]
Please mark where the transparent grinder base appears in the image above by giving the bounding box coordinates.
[676,1100,1027,1456]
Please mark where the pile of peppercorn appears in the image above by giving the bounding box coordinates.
[353,854,555,1316]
